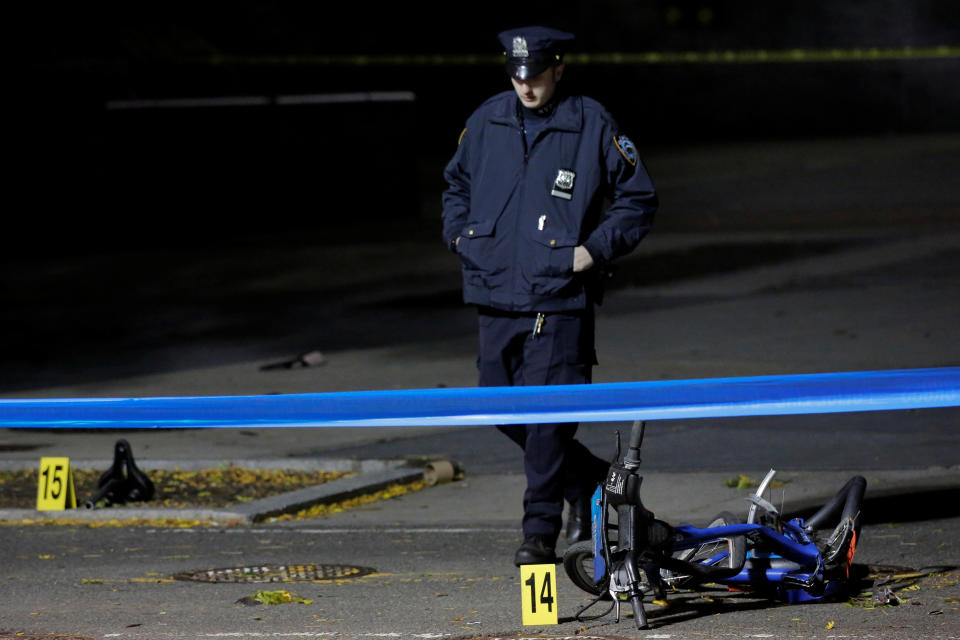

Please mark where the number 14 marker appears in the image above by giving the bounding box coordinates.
[521,564,558,625]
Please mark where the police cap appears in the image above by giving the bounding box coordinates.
[498,26,575,81]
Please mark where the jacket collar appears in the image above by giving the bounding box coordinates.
[489,93,582,133]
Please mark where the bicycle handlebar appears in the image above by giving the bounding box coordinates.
[623,420,645,470]
[804,475,866,530]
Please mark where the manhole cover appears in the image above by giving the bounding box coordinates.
[174,563,376,583]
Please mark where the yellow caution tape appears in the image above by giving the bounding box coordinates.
[197,46,959,67]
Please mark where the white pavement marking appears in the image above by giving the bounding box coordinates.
[102,634,453,639]
[106,92,416,110]
[97,634,960,640]
[144,527,519,535]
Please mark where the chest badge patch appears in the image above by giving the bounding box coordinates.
[615,134,638,166]
[551,169,576,200]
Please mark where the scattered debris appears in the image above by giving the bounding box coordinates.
[872,585,900,606]
[85,440,155,509]
[423,460,457,486]
[260,350,327,370]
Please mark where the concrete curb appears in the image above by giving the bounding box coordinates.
[231,466,427,522]
[0,459,430,525]
[0,457,409,473]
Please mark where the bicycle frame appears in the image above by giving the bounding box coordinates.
[662,521,831,597]
[578,422,863,628]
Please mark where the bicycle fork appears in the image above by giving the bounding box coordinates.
[602,462,671,629]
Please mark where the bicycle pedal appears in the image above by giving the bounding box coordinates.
[781,572,817,589]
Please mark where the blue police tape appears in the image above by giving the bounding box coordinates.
[2,367,959,430]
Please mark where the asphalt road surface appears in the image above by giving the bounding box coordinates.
[3,498,959,639]
[2,134,959,639]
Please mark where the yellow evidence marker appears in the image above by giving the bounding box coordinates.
[36,457,77,510]
[521,563,558,625]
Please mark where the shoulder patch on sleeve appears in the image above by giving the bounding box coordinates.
[458,128,467,145]
[614,134,638,167]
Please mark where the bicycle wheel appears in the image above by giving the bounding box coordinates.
[562,540,606,596]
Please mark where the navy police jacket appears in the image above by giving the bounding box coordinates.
[442,90,657,312]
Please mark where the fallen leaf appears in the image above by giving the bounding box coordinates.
[825,621,835,630]
[248,589,312,605]
[256,589,294,605]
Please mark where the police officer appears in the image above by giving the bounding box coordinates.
[442,26,657,565]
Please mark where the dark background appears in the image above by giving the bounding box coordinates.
[10,0,959,251]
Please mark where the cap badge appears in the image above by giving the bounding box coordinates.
[512,36,529,58]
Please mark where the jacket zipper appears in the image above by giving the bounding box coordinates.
[514,121,528,308]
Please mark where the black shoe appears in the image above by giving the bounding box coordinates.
[565,497,592,544]
[514,536,557,566]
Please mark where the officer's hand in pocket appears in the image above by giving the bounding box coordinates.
[573,245,594,272]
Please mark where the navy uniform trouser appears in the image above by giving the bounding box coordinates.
[477,306,609,543]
